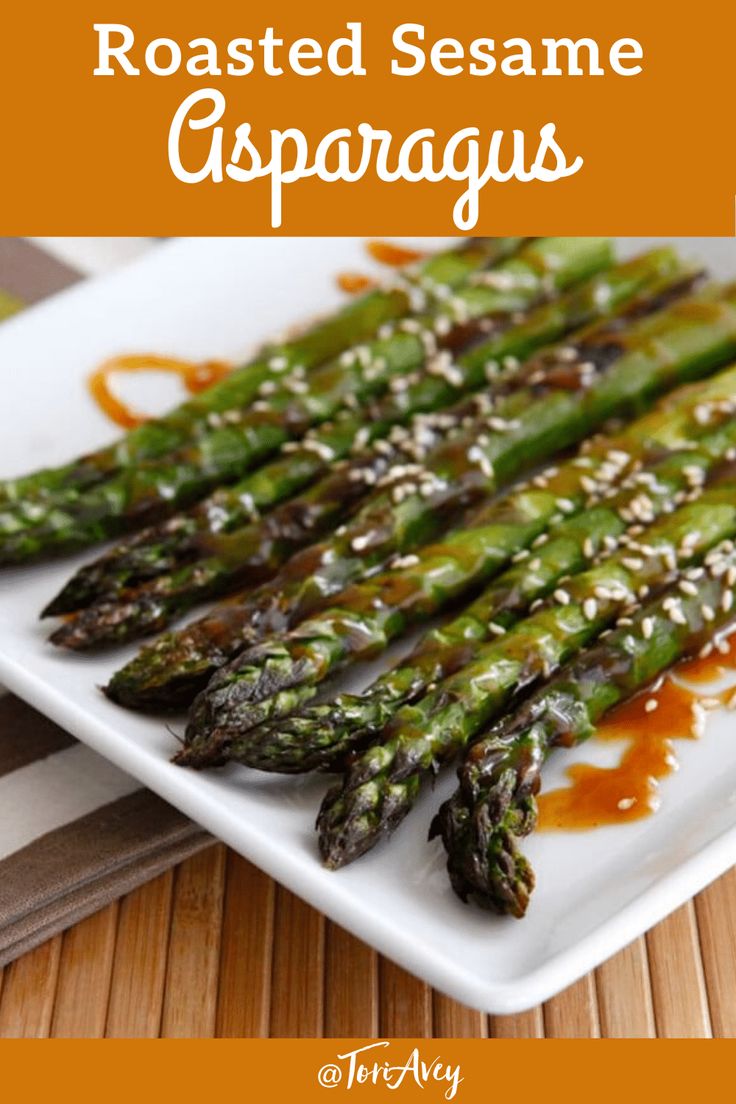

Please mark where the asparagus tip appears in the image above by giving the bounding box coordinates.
[173,726,233,769]
[433,786,538,918]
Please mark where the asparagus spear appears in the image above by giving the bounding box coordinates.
[103,314,705,705]
[106,287,736,713]
[318,478,736,869]
[168,290,736,760]
[51,257,696,648]
[0,237,524,510]
[240,399,736,773]
[46,249,690,617]
[0,239,610,562]
[434,540,736,916]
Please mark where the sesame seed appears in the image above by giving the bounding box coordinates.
[691,703,707,738]
[642,617,654,640]
[392,554,419,569]
[617,797,636,811]
[583,598,598,621]
[645,698,658,712]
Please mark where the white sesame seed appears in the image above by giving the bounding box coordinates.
[392,554,419,569]
[583,598,598,621]
[691,703,707,738]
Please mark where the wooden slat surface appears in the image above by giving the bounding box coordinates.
[2,844,736,1037]
[0,937,62,1037]
[51,904,119,1037]
[105,872,174,1037]
[646,902,711,1037]
[595,937,655,1038]
[269,887,325,1037]
[216,852,274,1038]
[324,922,378,1037]
[160,846,226,1038]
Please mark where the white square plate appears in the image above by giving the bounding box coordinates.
[2,237,736,1015]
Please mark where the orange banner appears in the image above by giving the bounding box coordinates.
[2,1,735,233]
[2,1038,735,1099]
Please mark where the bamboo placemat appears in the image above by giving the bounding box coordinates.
[1,238,735,1038]
[0,842,735,1037]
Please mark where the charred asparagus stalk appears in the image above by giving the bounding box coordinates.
[317,477,736,868]
[434,540,736,916]
[47,248,689,618]
[52,257,696,649]
[166,288,736,759]
[106,286,736,710]
[0,237,525,510]
[241,394,736,774]
[0,238,610,563]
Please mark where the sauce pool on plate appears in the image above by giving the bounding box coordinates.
[538,636,736,831]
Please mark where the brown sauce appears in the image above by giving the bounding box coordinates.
[674,635,734,684]
[538,636,736,832]
[88,354,231,429]
[336,241,427,296]
[336,273,377,295]
[366,241,427,267]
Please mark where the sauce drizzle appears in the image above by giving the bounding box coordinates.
[88,354,232,429]
[365,241,427,267]
[538,637,736,832]
[336,241,427,295]
[336,273,377,295]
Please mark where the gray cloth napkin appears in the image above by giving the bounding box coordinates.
[0,240,211,967]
